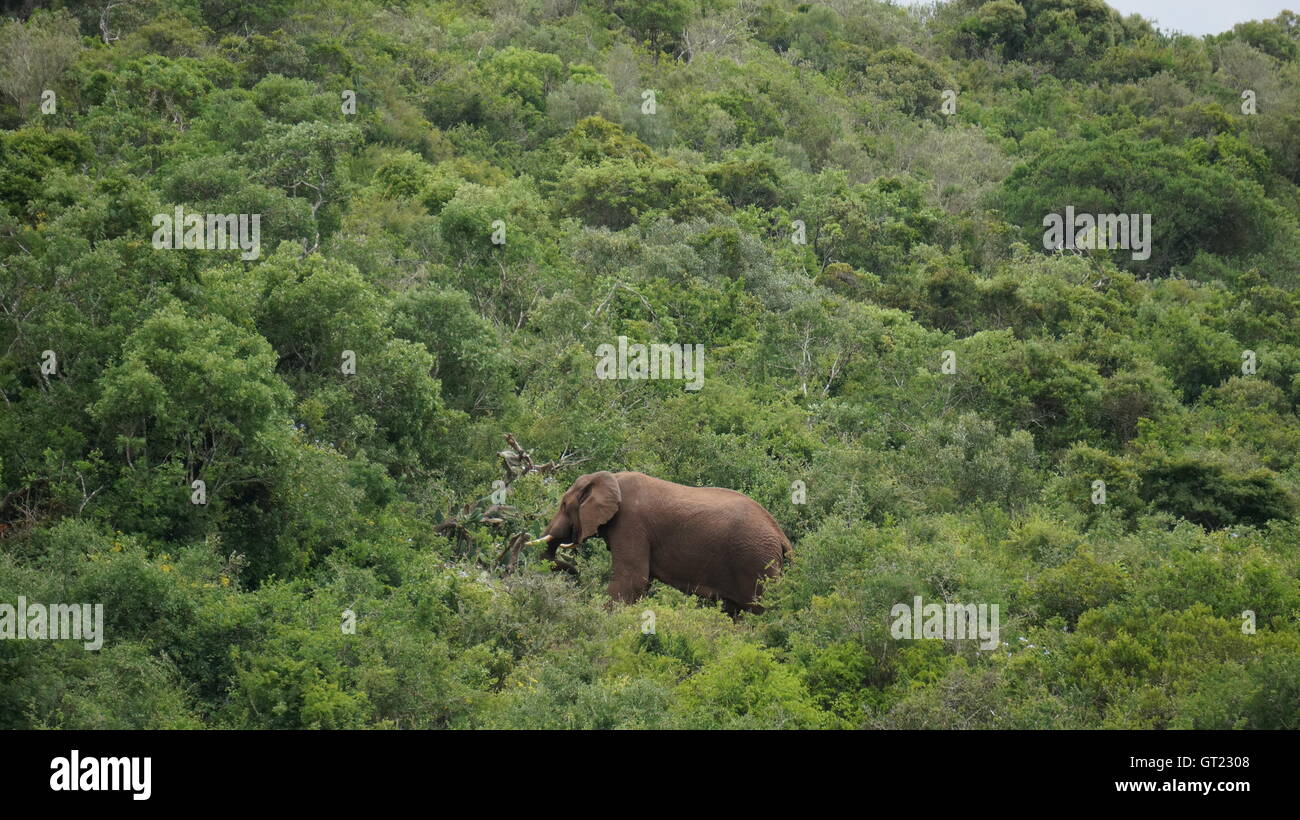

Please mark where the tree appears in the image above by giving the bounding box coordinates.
[247,121,363,251]
[0,10,82,118]
[999,132,1282,275]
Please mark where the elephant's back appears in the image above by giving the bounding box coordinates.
[717,488,791,554]
[618,470,791,561]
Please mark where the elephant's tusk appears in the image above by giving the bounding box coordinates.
[524,534,553,546]
[558,542,574,548]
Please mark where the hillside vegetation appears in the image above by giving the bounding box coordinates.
[1,0,1299,728]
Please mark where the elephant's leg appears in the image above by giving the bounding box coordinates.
[722,598,764,619]
[607,546,651,605]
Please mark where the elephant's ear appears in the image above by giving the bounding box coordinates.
[577,471,621,542]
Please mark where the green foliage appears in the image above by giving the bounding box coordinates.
[859,47,955,121]
[1,0,1298,731]
[0,127,90,211]
[558,157,726,229]
[999,131,1283,274]
[1139,456,1295,530]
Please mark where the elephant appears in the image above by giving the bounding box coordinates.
[532,471,792,615]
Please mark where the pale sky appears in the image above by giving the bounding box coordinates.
[1103,1,1293,36]
[896,1,1295,37]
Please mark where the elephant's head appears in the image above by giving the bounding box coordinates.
[540,471,622,548]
